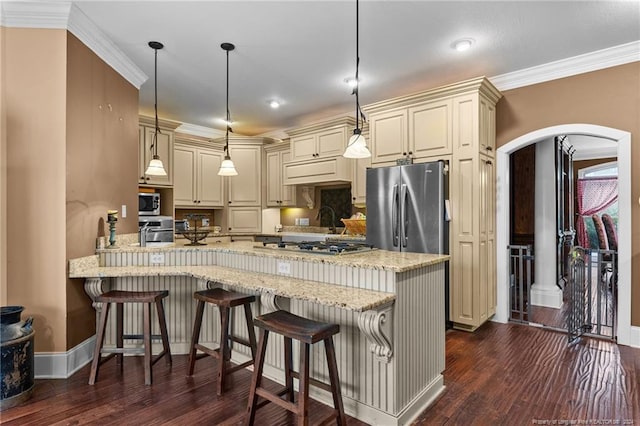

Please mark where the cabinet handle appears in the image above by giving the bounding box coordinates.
[486,146,493,151]
[193,200,197,203]
[408,151,413,155]
[485,160,493,165]
[228,201,232,204]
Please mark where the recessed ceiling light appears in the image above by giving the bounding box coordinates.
[268,100,281,109]
[344,77,360,88]
[452,38,474,52]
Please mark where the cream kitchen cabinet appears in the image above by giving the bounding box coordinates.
[367,98,452,165]
[265,144,296,207]
[174,141,224,208]
[226,140,263,206]
[138,116,179,187]
[449,80,501,331]
[227,207,262,233]
[351,154,370,207]
[283,117,355,185]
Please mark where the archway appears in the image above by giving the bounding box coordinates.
[494,124,632,346]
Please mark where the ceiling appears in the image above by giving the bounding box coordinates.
[72,1,640,137]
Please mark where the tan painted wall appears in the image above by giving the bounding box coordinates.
[5,28,68,351]
[65,34,139,349]
[0,26,7,306]
[495,62,640,326]
[4,28,139,353]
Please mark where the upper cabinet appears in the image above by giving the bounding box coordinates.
[366,94,453,166]
[226,139,264,206]
[174,135,225,208]
[264,143,296,207]
[283,117,355,185]
[139,116,179,187]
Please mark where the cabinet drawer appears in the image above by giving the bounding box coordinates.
[283,157,351,185]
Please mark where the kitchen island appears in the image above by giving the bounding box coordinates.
[70,239,448,425]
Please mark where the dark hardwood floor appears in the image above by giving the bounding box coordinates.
[2,322,638,425]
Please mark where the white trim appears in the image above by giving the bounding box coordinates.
[175,123,226,139]
[34,335,95,379]
[0,1,147,89]
[577,161,618,179]
[490,41,640,91]
[494,125,633,347]
[629,326,640,348]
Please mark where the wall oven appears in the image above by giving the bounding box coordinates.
[139,192,160,216]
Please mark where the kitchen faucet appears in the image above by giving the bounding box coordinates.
[139,223,150,247]
[316,205,337,234]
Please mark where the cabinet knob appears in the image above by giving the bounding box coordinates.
[353,197,356,201]
[228,227,232,231]
[228,201,232,204]
[408,151,413,155]
[140,176,145,180]
[485,160,493,165]
[193,200,197,203]
[486,146,493,151]
[403,152,407,156]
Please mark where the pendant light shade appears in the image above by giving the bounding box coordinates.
[343,0,371,159]
[218,42,238,176]
[145,41,168,176]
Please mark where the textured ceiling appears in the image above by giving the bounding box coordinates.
[73,0,640,136]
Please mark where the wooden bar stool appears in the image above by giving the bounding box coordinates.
[187,288,258,396]
[245,310,346,426]
[89,290,172,386]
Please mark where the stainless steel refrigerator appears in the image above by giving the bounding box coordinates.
[366,161,448,254]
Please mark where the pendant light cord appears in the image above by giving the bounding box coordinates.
[152,46,161,157]
[353,0,365,135]
[225,46,230,157]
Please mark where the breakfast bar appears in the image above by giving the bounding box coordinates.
[69,239,449,425]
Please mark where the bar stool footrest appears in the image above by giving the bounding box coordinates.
[289,370,333,394]
[256,387,299,414]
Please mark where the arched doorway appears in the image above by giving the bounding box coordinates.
[494,124,633,346]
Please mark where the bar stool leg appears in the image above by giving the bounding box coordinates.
[217,306,231,396]
[284,337,294,402]
[297,342,310,426]
[245,328,269,426]
[155,298,172,365]
[89,302,110,385]
[187,299,205,375]
[116,302,124,371]
[324,337,347,425]
[243,303,258,359]
[143,302,152,385]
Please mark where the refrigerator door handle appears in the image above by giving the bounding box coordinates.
[392,184,399,246]
[401,184,408,247]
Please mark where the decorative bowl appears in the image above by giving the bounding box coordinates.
[178,229,210,246]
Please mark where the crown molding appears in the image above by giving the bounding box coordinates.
[490,40,640,92]
[1,1,147,89]
[175,123,226,139]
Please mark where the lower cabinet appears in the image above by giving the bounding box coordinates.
[227,207,262,233]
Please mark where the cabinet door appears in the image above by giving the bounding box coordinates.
[317,128,346,158]
[174,145,196,206]
[479,97,496,158]
[290,135,316,161]
[142,126,173,186]
[227,145,261,206]
[265,151,281,206]
[280,151,296,206]
[227,207,262,233]
[198,149,224,207]
[370,109,408,164]
[409,99,452,158]
[351,156,370,206]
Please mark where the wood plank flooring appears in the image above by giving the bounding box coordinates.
[2,322,638,425]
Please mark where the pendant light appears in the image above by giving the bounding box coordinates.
[145,41,168,176]
[343,0,371,159]
[218,42,238,176]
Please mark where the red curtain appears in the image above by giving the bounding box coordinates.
[576,177,618,247]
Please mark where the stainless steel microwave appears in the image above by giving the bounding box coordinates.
[138,192,160,216]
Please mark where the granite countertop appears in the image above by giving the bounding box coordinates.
[69,255,395,312]
[97,240,449,272]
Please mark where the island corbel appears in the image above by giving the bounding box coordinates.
[357,302,394,363]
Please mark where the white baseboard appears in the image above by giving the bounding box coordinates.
[35,336,95,379]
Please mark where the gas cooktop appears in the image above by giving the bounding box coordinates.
[258,241,376,255]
